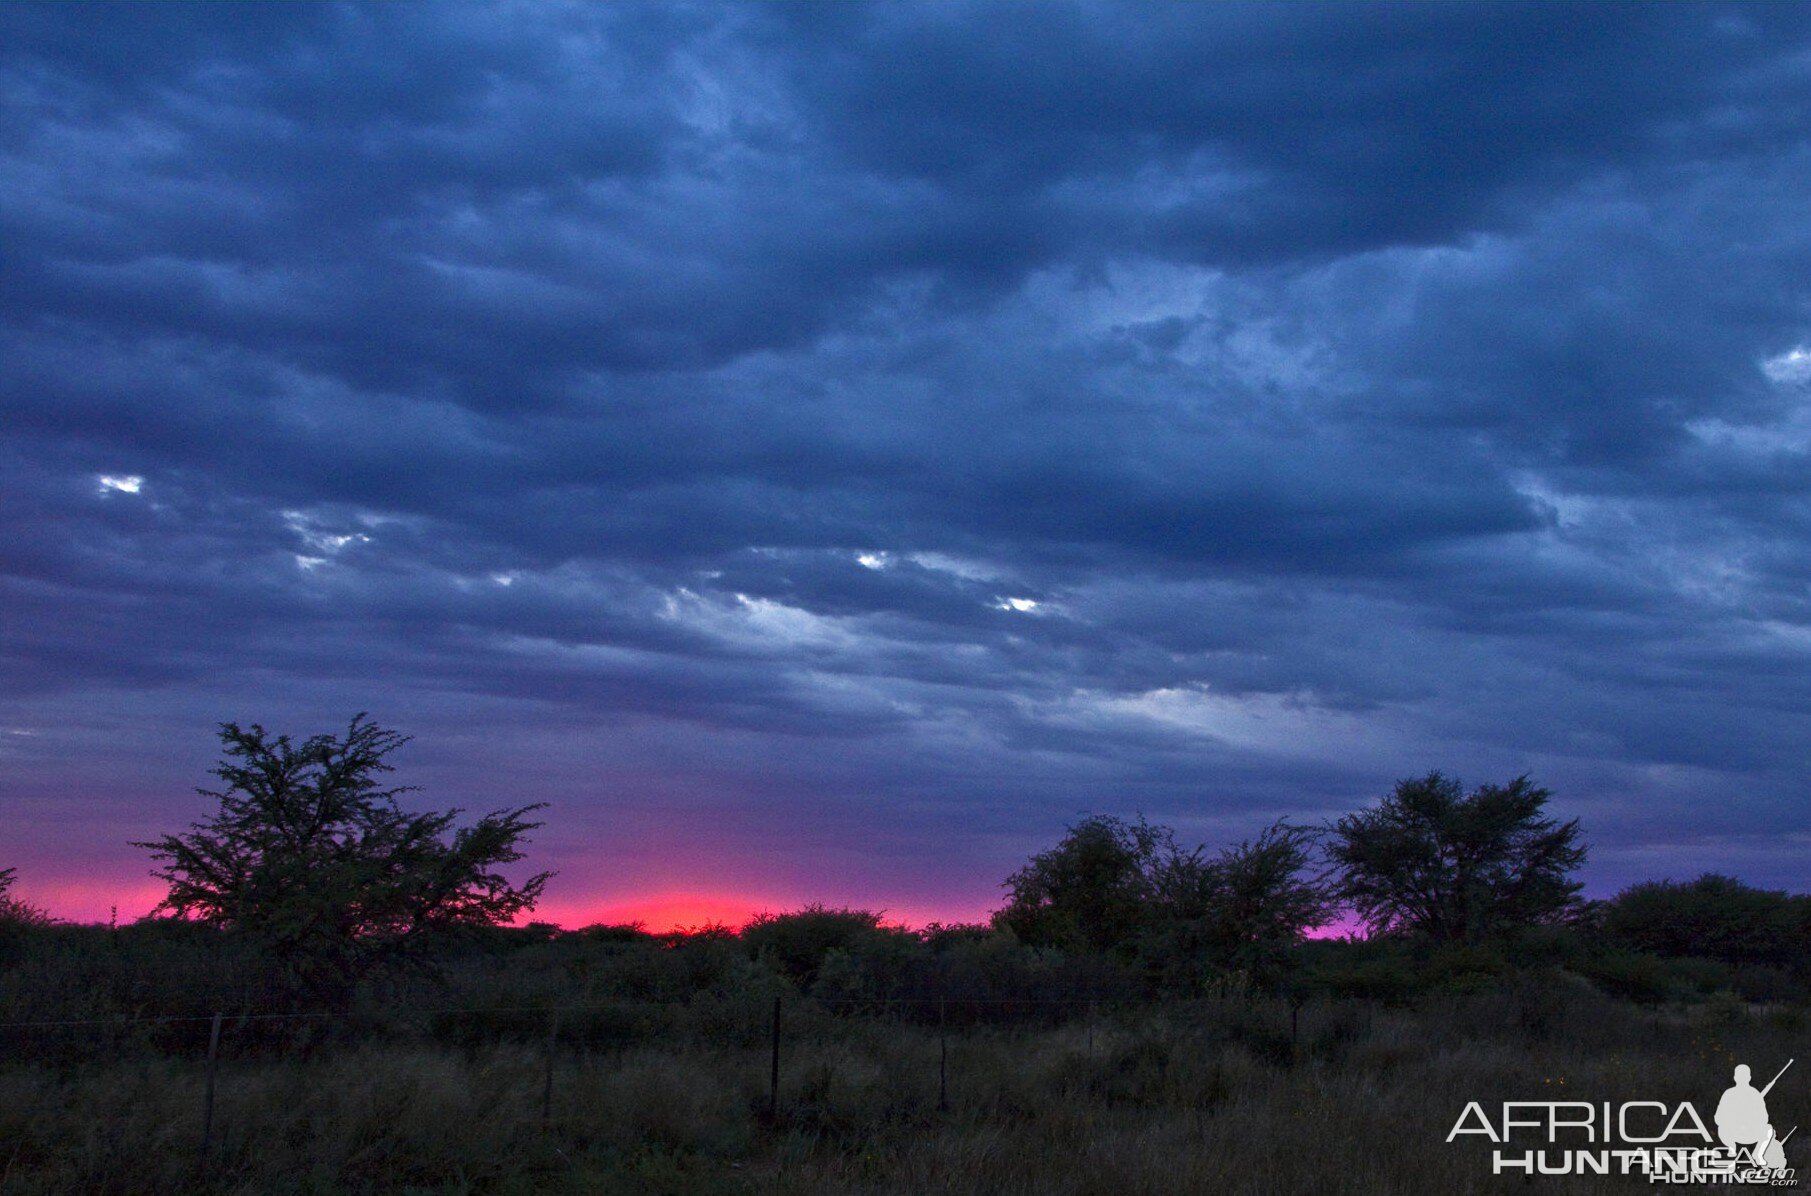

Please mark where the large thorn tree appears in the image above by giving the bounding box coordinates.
[137,715,551,1005]
[1328,771,1585,943]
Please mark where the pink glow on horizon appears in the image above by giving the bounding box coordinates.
[531,891,770,932]
[1305,915,1365,940]
[20,872,997,932]
[30,878,167,925]
[29,876,1347,938]
[528,891,994,933]
[25,883,957,934]
[27,868,1351,939]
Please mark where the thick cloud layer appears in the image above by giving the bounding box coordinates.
[5,1,1810,922]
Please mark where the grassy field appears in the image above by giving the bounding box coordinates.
[3,983,1805,1194]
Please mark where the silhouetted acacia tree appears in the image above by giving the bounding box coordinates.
[997,815,1164,955]
[136,715,551,1006]
[1146,820,1334,987]
[1165,823,1333,945]
[1328,772,1585,943]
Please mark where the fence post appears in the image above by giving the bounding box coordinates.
[938,997,948,1112]
[767,995,781,1122]
[542,1008,560,1125]
[200,1011,224,1161]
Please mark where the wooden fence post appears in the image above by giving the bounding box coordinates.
[542,1008,560,1125]
[938,997,948,1112]
[767,996,781,1122]
[200,1011,223,1161]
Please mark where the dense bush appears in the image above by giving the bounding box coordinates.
[0,867,53,971]
[1600,873,1811,970]
[740,904,916,992]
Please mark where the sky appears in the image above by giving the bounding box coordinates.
[4,1,1811,930]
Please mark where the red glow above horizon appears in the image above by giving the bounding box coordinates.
[24,874,1360,939]
[529,891,993,933]
[532,891,769,933]
[17,864,998,932]
[29,877,167,925]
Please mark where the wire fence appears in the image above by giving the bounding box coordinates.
[0,989,1347,1175]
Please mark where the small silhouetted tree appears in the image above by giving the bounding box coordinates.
[997,815,1164,955]
[1147,820,1334,986]
[0,867,48,926]
[136,715,551,1006]
[1329,772,1585,943]
[0,867,53,968]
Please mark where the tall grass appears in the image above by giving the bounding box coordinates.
[2,986,1804,1194]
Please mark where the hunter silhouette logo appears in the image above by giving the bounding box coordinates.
[1716,1061,1794,1173]
[1447,1057,1797,1184]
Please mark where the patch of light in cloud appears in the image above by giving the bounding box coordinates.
[97,474,143,494]
[1762,346,1811,385]
[1030,684,1410,766]
[294,555,326,571]
[1757,620,1811,652]
[1511,472,1597,530]
[659,587,860,651]
[908,552,1007,582]
[282,510,372,556]
[1689,418,1811,455]
[856,552,887,570]
[995,596,1040,613]
[491,573,516,586]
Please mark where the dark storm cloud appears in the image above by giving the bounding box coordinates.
[769,3,1811,259]
[5,1,1811,917]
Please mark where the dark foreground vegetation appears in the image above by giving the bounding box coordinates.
[2,980,1807,1195]
[3,717,1809,1192]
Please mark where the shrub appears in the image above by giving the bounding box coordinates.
[1601,874,1810,970]
[740,905,914,991]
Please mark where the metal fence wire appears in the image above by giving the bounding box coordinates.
[0,989,1338,1170]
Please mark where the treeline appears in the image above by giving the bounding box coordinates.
[2,718,1809,1037]
[4,872,1810,1044]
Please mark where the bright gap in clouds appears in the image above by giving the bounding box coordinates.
[1762,346,1811,385]
[96,474,142,494]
